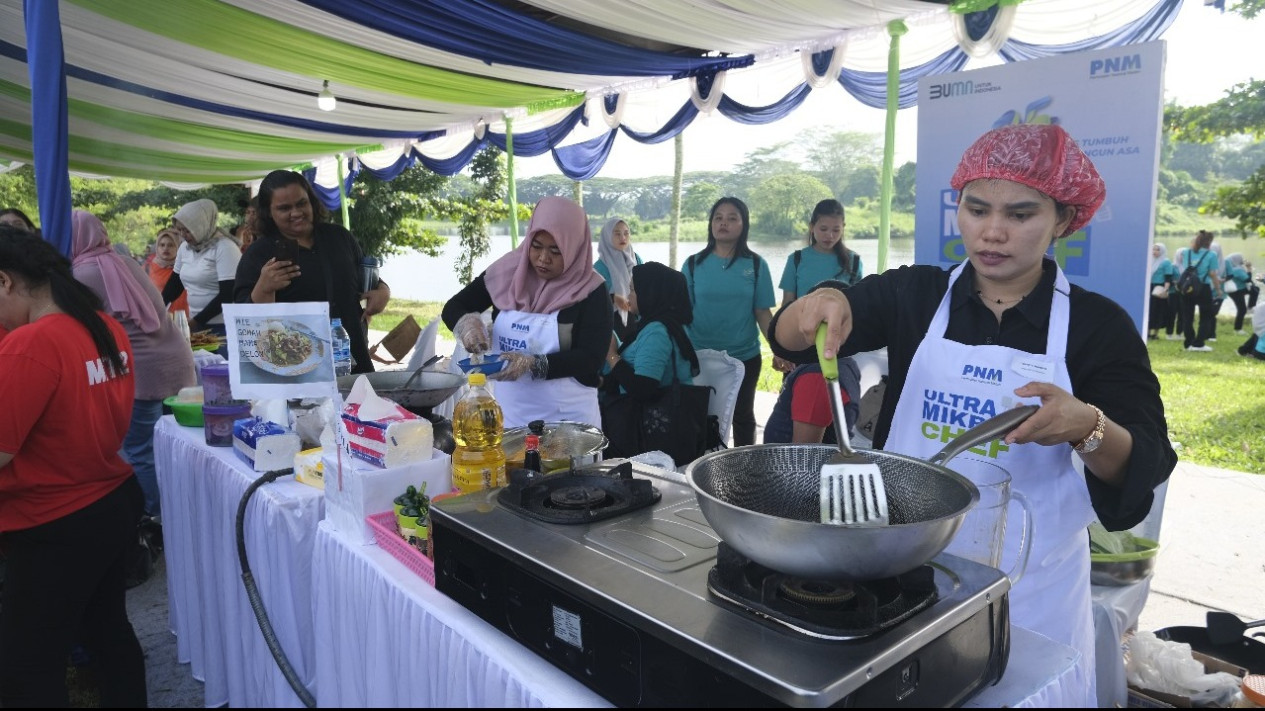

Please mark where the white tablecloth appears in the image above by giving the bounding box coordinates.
[312,519,1082,708]
[154,416,323,708]
[311,520,609,707]
[156,414,1086,708]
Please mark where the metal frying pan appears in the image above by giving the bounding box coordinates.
[686,406,1036,581]
[336,365,464,410]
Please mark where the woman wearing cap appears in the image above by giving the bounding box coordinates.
[442,196,611,429]
[769,124,1176,703]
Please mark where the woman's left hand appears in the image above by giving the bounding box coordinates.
[361,283,390,321]
[491,352,549,381]
[1002,382,1099,447]
[612,294,631,312]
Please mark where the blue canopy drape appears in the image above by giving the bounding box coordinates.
[297,0,753,79]
[24,0,72,256]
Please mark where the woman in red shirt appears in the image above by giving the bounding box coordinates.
[147,227,189,317]
[0,229,147,706]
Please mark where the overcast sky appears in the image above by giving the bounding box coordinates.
[514,1,1265,181]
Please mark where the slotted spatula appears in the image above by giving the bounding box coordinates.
[815,324,888,526]
[1207,611,1265,645]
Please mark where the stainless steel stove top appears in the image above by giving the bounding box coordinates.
[432,460,1011,707]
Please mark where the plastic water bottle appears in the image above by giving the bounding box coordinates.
[331,318,353,376]
[451,372,506,493]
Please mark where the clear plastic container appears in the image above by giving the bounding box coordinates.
[451,372,505,493]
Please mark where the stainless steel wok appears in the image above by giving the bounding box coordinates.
[686,406,1036,581]
[336,369,464,410]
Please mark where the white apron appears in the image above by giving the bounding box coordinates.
[491,309,600,430]
[885,264,1098,706]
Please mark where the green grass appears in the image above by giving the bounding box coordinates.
[386,303,1263,473]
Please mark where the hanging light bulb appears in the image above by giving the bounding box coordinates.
[317,80,337,112]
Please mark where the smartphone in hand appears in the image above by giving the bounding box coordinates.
[274,237,296,263]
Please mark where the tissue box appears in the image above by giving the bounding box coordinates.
[340,402,433,469]
[233,417,302,472]
[322,449,451,545]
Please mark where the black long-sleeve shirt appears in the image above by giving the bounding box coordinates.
[769,260,1176,531]
[442,273,611,387]
[234,224,374,373]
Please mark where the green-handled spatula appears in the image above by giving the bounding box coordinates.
[816,324,888,526]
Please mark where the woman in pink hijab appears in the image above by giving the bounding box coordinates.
[768,124,1175,705]
[71,210,195,523]
[442,196,611,428]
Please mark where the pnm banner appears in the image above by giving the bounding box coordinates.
[914,41,1165,336]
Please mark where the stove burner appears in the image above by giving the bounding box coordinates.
[778,578,857,607]
[708,542,939,640]
[548,485,611,509]
[496,460,661,524]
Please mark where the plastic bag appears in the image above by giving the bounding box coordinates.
[1127,631,1243,706]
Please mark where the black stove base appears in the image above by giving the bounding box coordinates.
[434,520,1009,708]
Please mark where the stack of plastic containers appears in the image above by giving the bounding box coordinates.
[200,364,250,447]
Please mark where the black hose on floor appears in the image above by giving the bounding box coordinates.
[235,468,317,708]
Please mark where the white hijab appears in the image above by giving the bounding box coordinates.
[173,199,233,253]
[597,217,636,326]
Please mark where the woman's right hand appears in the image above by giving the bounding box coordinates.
[258,257,299,296]
[454,312,490,355]
[773,287,854,359]
[612,293,631,312]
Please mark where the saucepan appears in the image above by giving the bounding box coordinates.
[685,406,1036,581]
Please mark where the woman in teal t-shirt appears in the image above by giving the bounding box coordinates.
[682,197,776,446]
[779,199,863,304]
[1147,243,1174,341]
[602,262,697,396]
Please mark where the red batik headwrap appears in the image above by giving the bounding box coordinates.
[950,124,1106,238]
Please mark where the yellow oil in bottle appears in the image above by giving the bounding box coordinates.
[451,372,506,493]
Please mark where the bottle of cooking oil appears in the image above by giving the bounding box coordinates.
[451,372,506,493]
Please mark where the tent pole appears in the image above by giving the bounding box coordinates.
[25,0,73,256]
[878,19,907,274]
[337,154,350,229]
[505,116,520,249]
[669,132,683,270]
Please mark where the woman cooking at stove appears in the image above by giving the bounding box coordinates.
[769,123,1176,705]
[442,196,611,429]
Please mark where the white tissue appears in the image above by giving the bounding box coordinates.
[341,375,434,468]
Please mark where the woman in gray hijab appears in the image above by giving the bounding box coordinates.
[593,217,642,342]
[161,198,241,337]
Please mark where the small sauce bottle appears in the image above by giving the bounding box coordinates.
[523,434,543,473]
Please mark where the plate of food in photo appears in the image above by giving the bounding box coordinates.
[249,320,326,376]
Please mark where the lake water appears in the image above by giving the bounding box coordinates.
[381,235,917,302]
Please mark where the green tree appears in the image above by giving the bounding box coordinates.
[892,161,917,211]
[839,164,881,204]
[798,130,881,199]
[682,181,722,219]
[1164,0,1265,236]
[346,164,449,259]
[751,173,833,237]
[729,143,800,200]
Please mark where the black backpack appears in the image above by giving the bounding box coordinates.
[1177,251,1210,297]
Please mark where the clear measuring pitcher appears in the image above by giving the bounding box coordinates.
[943,457,1033,586]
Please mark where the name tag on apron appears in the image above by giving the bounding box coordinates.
[1011,356,1055,383]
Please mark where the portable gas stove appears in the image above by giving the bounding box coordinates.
[432,460,1010,708]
